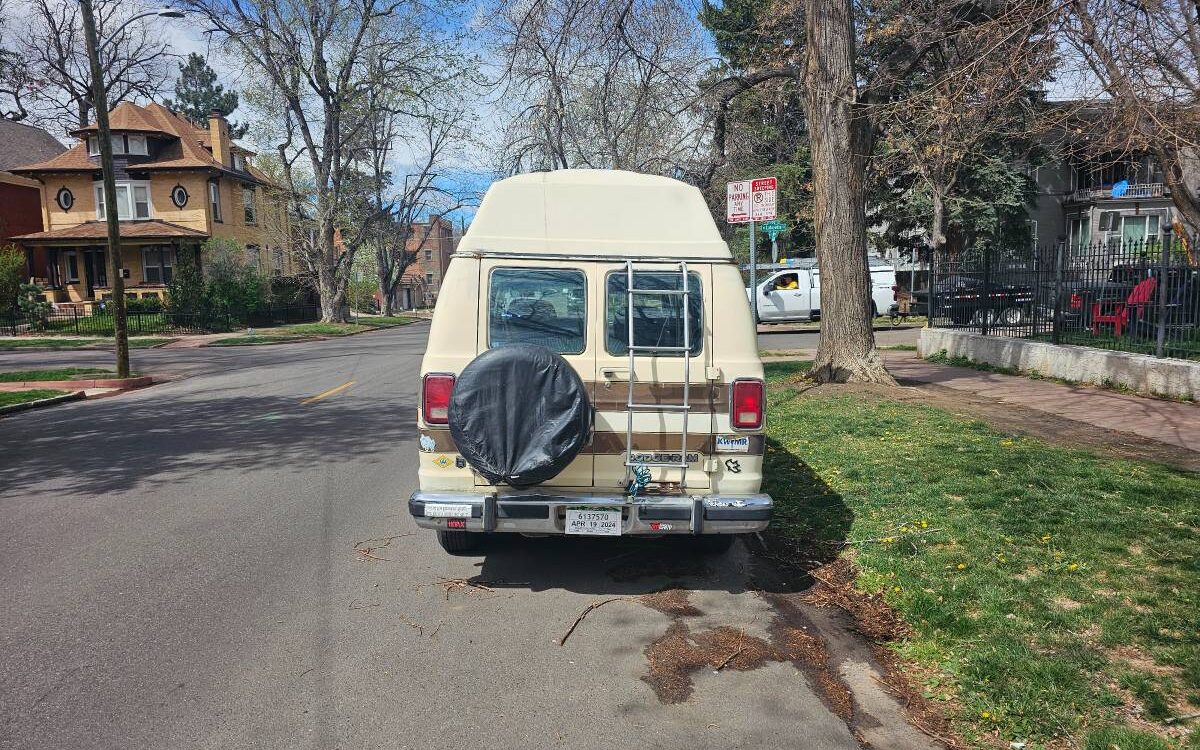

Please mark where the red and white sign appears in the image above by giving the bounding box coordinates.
[726,177,776,224]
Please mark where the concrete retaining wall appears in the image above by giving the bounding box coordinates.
[917,328,1200,400]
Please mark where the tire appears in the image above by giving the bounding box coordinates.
[693,534,736,555]
[999,306,1027,326]
[437,529,478,554]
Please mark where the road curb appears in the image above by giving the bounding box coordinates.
[202,319,428,347]
[0,375,154,391]
[0,390,86,417]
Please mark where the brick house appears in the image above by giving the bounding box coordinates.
[0,120,66,245]
[9,101,290,309]
[398,216,456,308]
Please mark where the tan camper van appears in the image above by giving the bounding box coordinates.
[411,170,771,554]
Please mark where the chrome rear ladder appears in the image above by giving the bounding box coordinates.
[624,260,692,490]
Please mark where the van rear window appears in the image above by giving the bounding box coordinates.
[606,271,702,356]
[488,268,587,354]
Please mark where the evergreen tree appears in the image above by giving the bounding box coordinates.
[164,53,248,138]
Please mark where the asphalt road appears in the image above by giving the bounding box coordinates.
[0,325,931,750]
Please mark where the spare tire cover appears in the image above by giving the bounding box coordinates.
[449,344,592,487]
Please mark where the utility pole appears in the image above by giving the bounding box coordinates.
[79,0,129,377]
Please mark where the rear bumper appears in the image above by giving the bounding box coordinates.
[408,490,772,535]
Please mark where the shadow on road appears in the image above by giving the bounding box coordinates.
[0,390,417,498]
[471,437,852,596]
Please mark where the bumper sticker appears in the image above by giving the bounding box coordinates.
[715,435,750,453]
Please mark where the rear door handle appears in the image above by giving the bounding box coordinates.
[601,367,631,381]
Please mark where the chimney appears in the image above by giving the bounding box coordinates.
[207,109,230,167]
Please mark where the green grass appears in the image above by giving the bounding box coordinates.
[0,389,69,407]
[763,361,1199,749]
[353,315,418,326]
[0,367,112,382]
[0,337,174,350]
[880,343,919,351]
[213,319,405,345]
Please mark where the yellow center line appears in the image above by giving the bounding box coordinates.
[301,380,355,405]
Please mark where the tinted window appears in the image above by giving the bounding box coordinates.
[489,268,587,354]
[606,271,702,356]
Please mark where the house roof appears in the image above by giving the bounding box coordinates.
[9,102,271,184]
[13,219,208,243]
[0,120,66,172]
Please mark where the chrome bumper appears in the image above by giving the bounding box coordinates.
[408,490,772,535]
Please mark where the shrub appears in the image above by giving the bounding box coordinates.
[0,244,24,311]
[166,250,207,319]
[203,238,269,322]
[126,296,164,313]
[17,281,50,326]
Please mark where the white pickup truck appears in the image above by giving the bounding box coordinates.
[747,258,898,322]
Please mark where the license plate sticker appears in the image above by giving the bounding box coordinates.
[565,509,622,536]
[424,503,473,518]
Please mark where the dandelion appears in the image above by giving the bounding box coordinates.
[893,586,902,592]
[1068,563,1078,571]
[957,563,968,570]
[980,710,991,719]
[920,520,929,528]
[883,536,895,544]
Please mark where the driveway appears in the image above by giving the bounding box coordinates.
[0,325,933,749]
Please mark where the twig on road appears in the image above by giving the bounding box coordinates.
[559,597,628,646]
[353,533,414,562]
[715,645,746,671]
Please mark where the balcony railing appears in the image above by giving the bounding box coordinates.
[1068,183,1166,203]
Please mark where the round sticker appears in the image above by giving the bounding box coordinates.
[55,187,74,211]
[170,185,189,208]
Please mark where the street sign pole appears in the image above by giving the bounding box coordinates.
[750,218,758,325]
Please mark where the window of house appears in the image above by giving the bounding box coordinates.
[488,268,586,354]
[424,249,432,261]
[606,271,703,357]
[242,188,256,224]
[245,244,261,271]
[87,136,99,155]
[272,246,283,272]
[233,153,245,171]
[425,272,433,283]
[1099,211,1120,232]
[126,134,148,155]
[64,251,79,283]
[1069,217,1091,254]
[110,134,125,153]
[209,181,222,222]
[141,247,174,285]
[95,181,151,220]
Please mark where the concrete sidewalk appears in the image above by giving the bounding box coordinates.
[882,351,1200,454]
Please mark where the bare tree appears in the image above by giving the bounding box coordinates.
[0,0,33,121]
[491,0,708,174]
[182,0,466,321]
[1063,0,1200,232]
[17,0,171,131]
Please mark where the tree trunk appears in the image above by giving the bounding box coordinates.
[377,258,395,316]
[803,0,893,384]
[1153,145,1200,234]
[317,264,347,322]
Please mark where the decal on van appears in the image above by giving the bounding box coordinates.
[715,435,751,453]
[419,434,436,452]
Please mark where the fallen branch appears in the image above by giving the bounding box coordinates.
[715,645,746,671]
[559,598,628,646]
[1166,711,1200,725]
[353,533,415,562]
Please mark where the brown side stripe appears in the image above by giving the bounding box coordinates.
[420,430,764,456]
[588,382,728,413]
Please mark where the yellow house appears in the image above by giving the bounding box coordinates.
[10,102,289,308]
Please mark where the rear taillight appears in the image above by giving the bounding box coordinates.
[730,378,765,430]
[422,373,455,425]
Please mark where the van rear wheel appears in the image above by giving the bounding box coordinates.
[437,529,478,554]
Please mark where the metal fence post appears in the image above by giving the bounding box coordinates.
[980,242,993,337]
[928,245,938,327]
[73,306,80,336]
[1052,240,1066,345]
[1156,226,1173,358]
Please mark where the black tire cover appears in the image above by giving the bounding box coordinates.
[449,344,592,487]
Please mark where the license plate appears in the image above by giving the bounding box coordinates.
[565,509,622,536]
[424,503,472,518]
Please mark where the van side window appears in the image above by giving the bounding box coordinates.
[606,271,702,356]
[488,268,587,354]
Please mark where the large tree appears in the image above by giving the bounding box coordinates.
[0,0,31,120]
[181,0,466,322]
[18,0,172,131]
[491,0,708,174]
[1063,0,1200,233]
[164,53,248,138]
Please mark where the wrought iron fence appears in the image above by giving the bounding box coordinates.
[0,305,320,338]
[927,229,1200,361]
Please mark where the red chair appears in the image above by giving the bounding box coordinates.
[1090,276,1157,337]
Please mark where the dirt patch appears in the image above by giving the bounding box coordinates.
[799,558,909,642]
[1053,596,1083,611]
[639,588,703,617]
[791,379,1200,471]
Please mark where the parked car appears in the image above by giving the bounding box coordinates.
[411,170,771,554]
[914,277,1037,326]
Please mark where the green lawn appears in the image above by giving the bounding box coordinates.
[210,321,409,346]
[0,367,112,382]
[0,389,69,407]
[353,315,418,326]
[0,337,174,350]
[763,361,1199,749]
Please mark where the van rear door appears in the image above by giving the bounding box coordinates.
[475,258,594,488]
[592,262,713,491]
